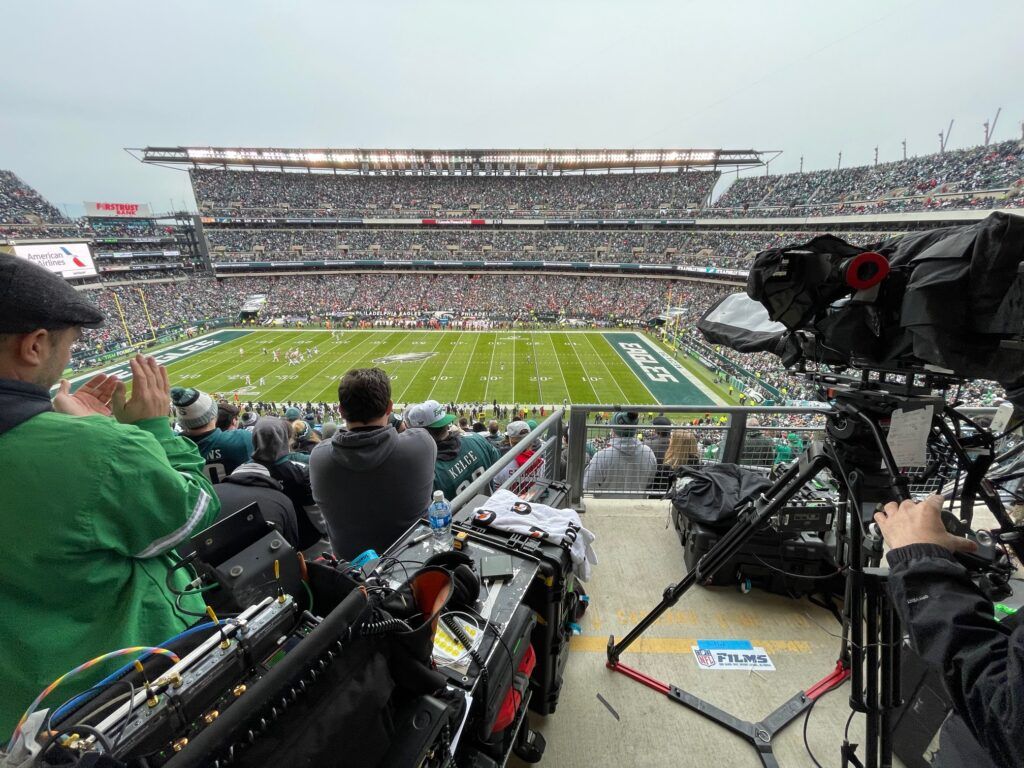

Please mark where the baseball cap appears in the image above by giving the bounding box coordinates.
[0,252,104,333]
[406,400,457,429]
[506,420,531,438]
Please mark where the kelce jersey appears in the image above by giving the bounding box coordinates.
[188,428,253,483]
[434,432,499,499]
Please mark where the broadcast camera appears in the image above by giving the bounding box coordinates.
[700,211,1024,402]
[606,213,1024,768]
[700,212,1024,562]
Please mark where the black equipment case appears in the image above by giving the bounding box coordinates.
[456,495,585,716]
[672,508,840,596]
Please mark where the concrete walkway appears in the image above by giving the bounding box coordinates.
[511,498,873,768]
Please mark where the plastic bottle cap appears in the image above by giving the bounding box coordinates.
[433,491,444,501]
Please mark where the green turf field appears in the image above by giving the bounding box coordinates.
[73,328,721,407]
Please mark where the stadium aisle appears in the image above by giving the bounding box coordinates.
[510,498,867,768]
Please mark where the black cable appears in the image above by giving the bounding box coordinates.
[752,551,846,581]
[174,592,209,618]
[464,606,518,716]
[802,695,824,768]
[801,678,847,768]
[844,707,857,741]
[111,679,135,749]
[45,679,134,738]
[36,724,113,767]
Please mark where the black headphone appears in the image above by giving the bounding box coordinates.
[422,550,480,609]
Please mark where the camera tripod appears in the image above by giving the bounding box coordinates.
[606,374,1017,768]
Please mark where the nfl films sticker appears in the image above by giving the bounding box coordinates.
[692,639,776,672]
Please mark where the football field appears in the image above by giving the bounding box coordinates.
[76,329,720,407]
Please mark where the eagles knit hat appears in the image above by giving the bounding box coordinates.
[406,400,457,429]
[611,411,639,436]
[170,387,219,429]
[0,252,104,333]
[240,411,259,428]
[284,406,302,420]
[506,420,531,438]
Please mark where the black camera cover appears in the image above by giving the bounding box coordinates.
[737,212,1024,399]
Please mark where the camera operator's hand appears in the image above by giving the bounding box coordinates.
[874,495,979,554]
[111,355,171,424]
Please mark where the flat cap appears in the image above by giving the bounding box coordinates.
[0,252,104,333]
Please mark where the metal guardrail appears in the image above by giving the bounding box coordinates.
[447,403,1000,511]
[449,408,565,514]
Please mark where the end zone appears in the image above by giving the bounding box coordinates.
[64,329,253,392]
[603,332,721,406]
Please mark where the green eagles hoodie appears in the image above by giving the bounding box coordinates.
[0,406,219,739]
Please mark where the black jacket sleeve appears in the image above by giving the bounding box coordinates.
[886,543,1024,768]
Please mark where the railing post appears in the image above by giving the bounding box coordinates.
[566,407,589,510]
[551,413,564,483]
[721,412,747,465]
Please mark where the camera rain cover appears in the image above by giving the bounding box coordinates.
[873,212,1024,389]
[739,212,1024,400]
[698,292,788,353]
[746,235,867,330]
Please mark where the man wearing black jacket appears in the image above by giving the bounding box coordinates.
[875,495,1021,768]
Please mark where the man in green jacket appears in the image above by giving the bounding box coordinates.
[0,254,219,741]
[407,399,500,499]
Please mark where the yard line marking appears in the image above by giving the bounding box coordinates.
[163,331,282,388]
[541,332,572,404]
[275,330,393,402]
[453,332,482,405]
[425,330,467,401]
[278,330,401,402]
[581,332,637,405]
[531,333,545,404]
[558,332,600,403]
[482,331,498,405]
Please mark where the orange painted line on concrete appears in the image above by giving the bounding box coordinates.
[569,636,816,654]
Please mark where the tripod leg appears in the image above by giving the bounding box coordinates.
[865,582,880,768]
[607,452,831,663]
[879,591,899,768]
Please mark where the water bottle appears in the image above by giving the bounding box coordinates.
[428,490,453,552]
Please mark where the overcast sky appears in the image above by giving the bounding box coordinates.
[2,0,1022,216]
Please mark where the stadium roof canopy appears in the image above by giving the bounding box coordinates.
[131,147,774,175]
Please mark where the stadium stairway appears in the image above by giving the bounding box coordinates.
[509,497,870,768]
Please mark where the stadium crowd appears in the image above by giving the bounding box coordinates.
[74,274,722,358]
[0,170,66,224]
[706,140,1024,217]
[190,168,719,217]
[205,227,898,269]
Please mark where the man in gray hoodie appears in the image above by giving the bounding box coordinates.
[309,368,436,559]
[583,411,657,497]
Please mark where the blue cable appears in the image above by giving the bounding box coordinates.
[48,622,223,725]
